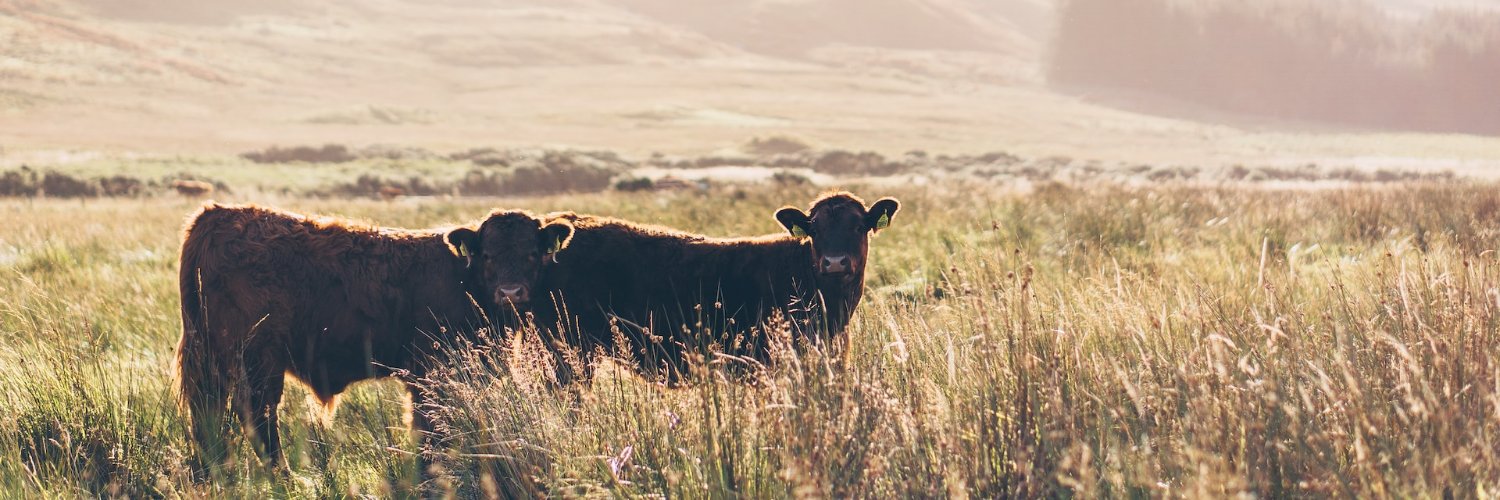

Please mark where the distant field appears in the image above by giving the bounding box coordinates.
[8,0,1500,170]
[0,144,1467,202]
[2,176,1498,497]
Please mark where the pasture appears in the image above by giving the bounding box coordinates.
[1,178,1498,497]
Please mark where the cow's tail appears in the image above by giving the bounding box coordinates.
[175,203,232,466]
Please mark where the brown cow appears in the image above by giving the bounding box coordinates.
[378,186,406,201]
[175,204,569,472]
[464,191,899,383]
[171,179,215,197]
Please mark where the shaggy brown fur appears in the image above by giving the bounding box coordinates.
[175,204,556,470]
[516,191,899,383]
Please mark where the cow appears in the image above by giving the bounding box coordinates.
[378,186,406,201]
[171,179,215,197]
[174,204,569,473]
[462,191,899,383]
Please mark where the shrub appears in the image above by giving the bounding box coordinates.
[613,176,655,192]
[811,150,891,175]
[41,172,97,198]
[0,169,39,196]
[449,148,511,167]
[98,176,145,197]
[456,170,505,196]
[356,144,437,161]
[744,135,813,155]
[771,170,813,186]
[691,155,757,168]
[241,144,356,164]
[505,152,619,195]
[334,174,446,198]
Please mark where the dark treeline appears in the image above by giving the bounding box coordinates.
[1050,0,1500,134]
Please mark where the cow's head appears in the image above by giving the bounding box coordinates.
[775,192,900,283]
[446,210,574,311]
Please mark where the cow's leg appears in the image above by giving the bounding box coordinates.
[187,373,232,481]
[406,382,443,487]
[239,360,287,471]
[185,341,234,474]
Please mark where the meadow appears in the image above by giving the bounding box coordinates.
[1,177,1498,497]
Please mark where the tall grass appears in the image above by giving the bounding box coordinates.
[1,182,1498,496]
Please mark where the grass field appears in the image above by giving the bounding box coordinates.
[2,178,1498,497]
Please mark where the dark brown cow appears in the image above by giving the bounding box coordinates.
[465,191,899,383]
[175,204,563,471]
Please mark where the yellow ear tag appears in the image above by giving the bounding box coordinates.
[876,213,891,230]
[791,225,809,239]
[458,242,471,258]
[550,237,564,254]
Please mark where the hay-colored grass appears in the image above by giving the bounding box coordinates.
[1,180,1498,497]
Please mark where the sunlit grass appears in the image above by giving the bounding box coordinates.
[1,181,1498,496]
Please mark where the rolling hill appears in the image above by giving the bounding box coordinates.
[1,0,1497,173]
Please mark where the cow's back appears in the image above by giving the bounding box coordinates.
[538,216,814,365]
[179,204,476,400]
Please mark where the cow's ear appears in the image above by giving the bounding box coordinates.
[540,220,574,255]
[865,198,900,232]
[446,228,479,260]
[775,207,812,239]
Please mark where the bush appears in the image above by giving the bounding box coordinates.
[505,152,620,195]
[456,170,505,196]
[41,172,97,198]
[811,151,890,175]
[744,135,813,155]
[613,176,655,192]
[334,174,446,198]
[241,144,356,164]
[98,176,145,197]
[691,155,757,168]
[449,148,511,167]
[315,149,631,198]
[356,144,437,161]
[0,169,39,196]
[975,151,1021,165]
[771,170,813,186]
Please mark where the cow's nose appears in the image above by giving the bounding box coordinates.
[497,285,530,304]
[821,255,851,274]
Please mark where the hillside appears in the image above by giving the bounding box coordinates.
[2,0,1499,173]
[1051,0,1500,136]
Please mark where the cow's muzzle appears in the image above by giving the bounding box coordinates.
[495,284,531,306]
[820,254,855,275]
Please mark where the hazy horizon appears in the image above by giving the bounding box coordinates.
[2,0,1498,171]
